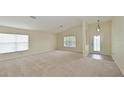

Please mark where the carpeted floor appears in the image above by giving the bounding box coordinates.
[0,50,122,77]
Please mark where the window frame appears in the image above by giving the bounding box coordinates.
[64,35,76,48]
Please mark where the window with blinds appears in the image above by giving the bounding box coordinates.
[0,33,29,54]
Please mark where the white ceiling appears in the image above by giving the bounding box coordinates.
[0,16,112,32]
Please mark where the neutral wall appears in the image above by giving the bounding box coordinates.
[57,26,83,53]
[112,17,124,75]
[88,21,112,55]
[0,26,56,61]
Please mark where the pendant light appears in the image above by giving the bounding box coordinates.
[96,20,101,32]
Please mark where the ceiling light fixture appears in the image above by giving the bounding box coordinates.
[59,25,63,28]
[59,25,64,31]
[30,16,36,19]
[96,20,101,32]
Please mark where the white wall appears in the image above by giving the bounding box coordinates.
[112,17,124,75]
[0,26,56,61]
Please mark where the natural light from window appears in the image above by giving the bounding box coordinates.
[93,35,100,52]
[64,36,76,48]
[0,33,29,54]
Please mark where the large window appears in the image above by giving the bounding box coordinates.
[0,33,29,54]
[64,36,76,48]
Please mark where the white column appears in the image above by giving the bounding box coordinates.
[82,21,89,57]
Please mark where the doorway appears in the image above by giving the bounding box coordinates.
[93,35,101,53]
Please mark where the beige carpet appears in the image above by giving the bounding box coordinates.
[0,50,122,77]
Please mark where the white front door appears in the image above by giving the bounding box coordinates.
[93,35,101,53]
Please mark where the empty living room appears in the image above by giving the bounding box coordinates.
[1,0,124,93]
[0,16,123,77]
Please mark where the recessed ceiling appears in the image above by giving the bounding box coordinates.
[0,16,112,32]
